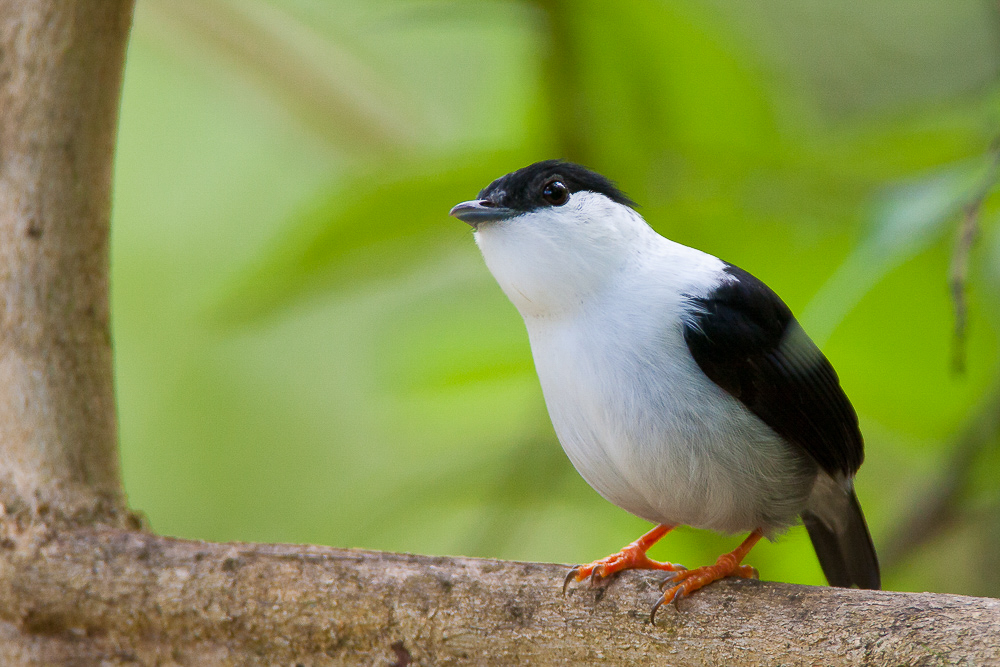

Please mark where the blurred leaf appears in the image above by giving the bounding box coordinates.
[115,0,1000,594]
[360,416,593,557]
[699,0,1000,121]
[367,272,533,391]
[141,0,424,154]
[983,217,1000,320]
[801,162,981,346]
[533,0,782,188]
[212,153,527,325]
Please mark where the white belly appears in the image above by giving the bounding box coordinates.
[526,309,816,535]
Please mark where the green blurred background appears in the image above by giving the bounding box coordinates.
[113,0,1000,597]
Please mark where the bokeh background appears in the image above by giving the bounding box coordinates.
[113,0,1000,597]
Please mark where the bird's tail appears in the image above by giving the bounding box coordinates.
[802,478,880,590]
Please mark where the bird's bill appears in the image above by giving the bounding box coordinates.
[449,199,517,226]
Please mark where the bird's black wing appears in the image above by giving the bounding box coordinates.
[682,264,863,477]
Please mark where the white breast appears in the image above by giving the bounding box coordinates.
[522,241,815,535]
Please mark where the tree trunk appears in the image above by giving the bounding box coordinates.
[0,1,997,665]
[0,0,134,527]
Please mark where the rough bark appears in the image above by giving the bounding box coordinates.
[0,526,997,666]
[0,0,134,526]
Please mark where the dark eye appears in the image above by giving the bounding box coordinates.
[542,180,569,206]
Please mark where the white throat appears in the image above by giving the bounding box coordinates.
[473,192,655,319]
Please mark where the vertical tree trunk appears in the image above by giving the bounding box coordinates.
[0,1,135,526]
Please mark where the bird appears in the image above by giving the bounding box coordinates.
[449,159,880,619]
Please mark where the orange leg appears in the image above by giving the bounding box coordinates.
[650,530,763,621]
[564,524,683,593]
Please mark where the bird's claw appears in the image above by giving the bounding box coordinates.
[658,572,682,590]
[562,562,609,595]
[649,570,691,622]
[658,565,686,583]
[561,528,685,599]
[649,595,669,623]
[562,567,581,595]
[649,561,759,623]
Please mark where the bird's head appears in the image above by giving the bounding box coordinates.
[450,160,647,318]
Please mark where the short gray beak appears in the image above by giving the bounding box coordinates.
[449,199,516,226]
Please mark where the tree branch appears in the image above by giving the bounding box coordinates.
[949,137,1000,373]
[0,526,997,665]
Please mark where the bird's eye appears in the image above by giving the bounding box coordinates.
[542,180,569,206]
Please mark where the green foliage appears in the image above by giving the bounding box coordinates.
[114,0,1000,596]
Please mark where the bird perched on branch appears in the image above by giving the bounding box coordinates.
[450,160,880,620]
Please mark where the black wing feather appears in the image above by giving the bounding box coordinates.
[683,265,864,477]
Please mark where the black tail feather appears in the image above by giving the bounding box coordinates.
[802,488,880,590]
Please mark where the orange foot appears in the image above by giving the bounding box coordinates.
[650,530,763,622]
[563,524,683,593]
